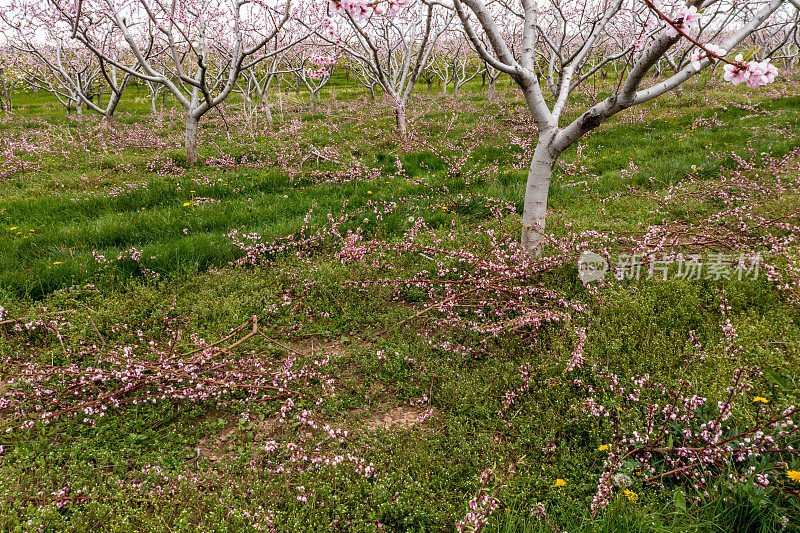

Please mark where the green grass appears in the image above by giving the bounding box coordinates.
[0,74,799,531]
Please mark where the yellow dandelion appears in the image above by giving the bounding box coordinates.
[367,190,372,194]
[183,202,191,207]
[53,262,63,265]
[753,397,769,404]
[9,227,17,230]
[623,489,638,502]
[787,470,800,482]
[553,479,566,488]
[598,444,610,452]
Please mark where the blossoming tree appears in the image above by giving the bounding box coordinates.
[327,0,454,136]
[449,0,790,254]
[0,4,131,125]
[49,0,316,163]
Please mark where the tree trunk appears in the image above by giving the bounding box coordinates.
[394,107,408,138]
[75,101,84,124]
[309,91,316,111]
[185,115,200,165]
[0,67,10,111]
[521,132,559,255]
[487,78,497,99]
[263,100,273,127]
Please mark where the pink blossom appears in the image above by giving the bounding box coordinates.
[665,6,700,38]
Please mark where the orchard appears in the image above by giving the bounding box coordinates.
[1,0,800,530]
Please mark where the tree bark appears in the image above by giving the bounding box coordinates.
[263,100,273,127]
[521,131,559,255]
[185,115,200,165]
[394,107,408,137]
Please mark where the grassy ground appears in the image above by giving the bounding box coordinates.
[1,74,799,531]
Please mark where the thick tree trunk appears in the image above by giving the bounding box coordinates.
[394,107,408,138]
[75,101,84,124]
[185,115,200,165]
[487,78,497,99]
[521,132,559,255]
[309,91,316,111]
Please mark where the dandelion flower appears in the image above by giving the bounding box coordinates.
[9,227,17,230]
[53,262,63,265]
[753,397,769,404]
[623,489,638,502]
[598,444,610,452]
[788,471,800,482]
[552,479,566,487]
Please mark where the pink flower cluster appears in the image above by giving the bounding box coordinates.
[690,44,727,70]
[723,54,779,89]
[308,54,336,67]
[330,0,408,20]
[665,5,700,38]
[306,67,329,80]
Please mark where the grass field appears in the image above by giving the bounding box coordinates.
[1,74,800,531]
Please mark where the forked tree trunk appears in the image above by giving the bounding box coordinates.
[309,91,316,111]
[487,78,497,99]
[521,131,559,255]
[185,115,199,165]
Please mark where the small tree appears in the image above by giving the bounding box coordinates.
[50,0,314,163]
[328,0,454,137]
[451,0,790,254]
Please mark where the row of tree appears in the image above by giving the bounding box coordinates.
[0,0,797,254]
